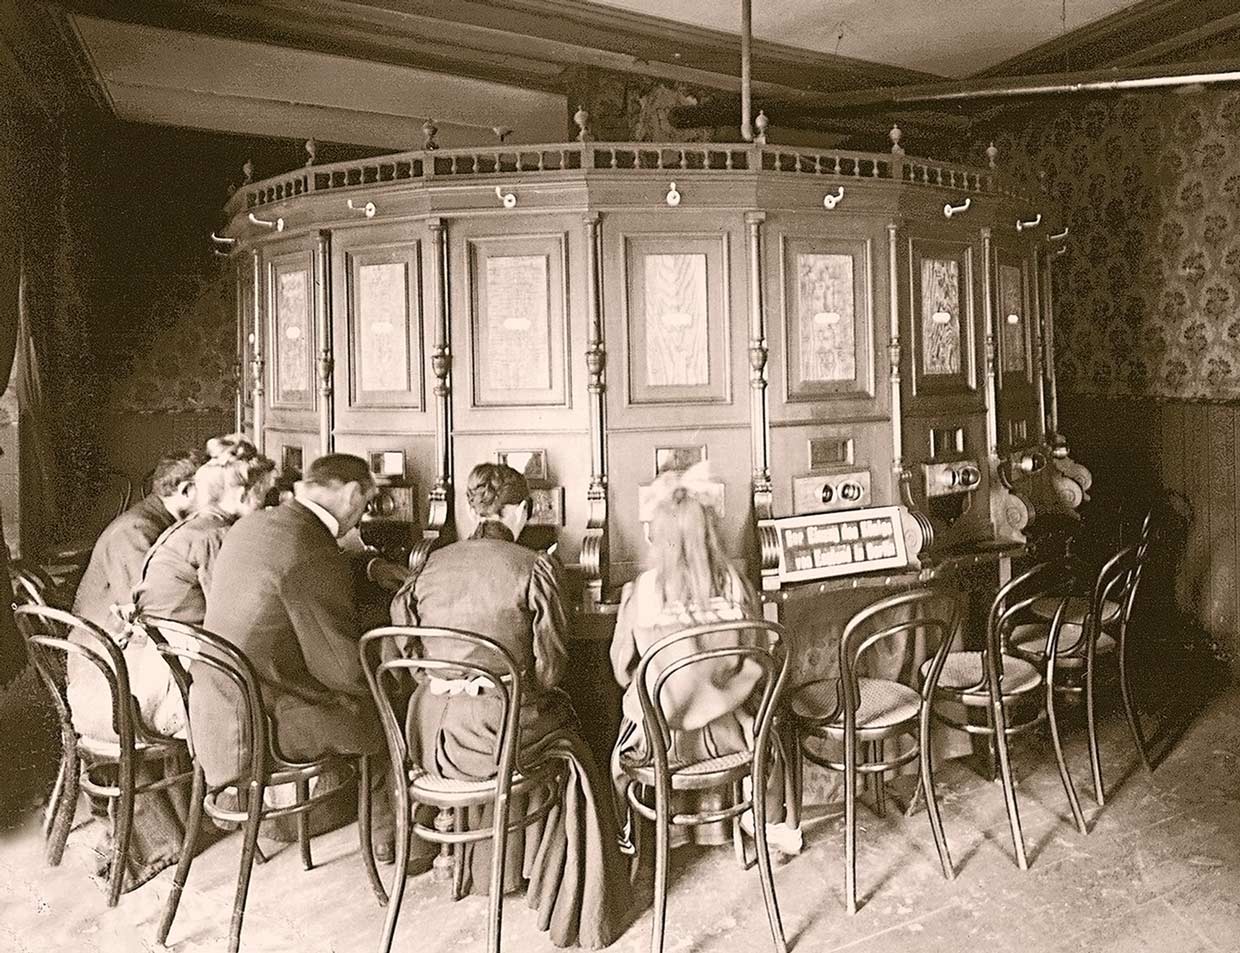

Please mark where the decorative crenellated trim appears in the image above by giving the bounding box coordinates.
[315,229,334,455]
[745,211,772,520]
[581,212,609,605]
[250,249,265,454]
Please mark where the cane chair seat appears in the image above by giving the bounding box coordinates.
[1030,596,1121,626]
[788,678,840,722]
[926,651,1041,699]
[620,749,753,791]
[790,678,920,732]
[408,764,557,802]
[1009,622,1116,661]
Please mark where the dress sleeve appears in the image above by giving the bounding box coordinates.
[527,553,569,690]
[195,526,228,599]
[609,581,640,689]
[389,563,424,627]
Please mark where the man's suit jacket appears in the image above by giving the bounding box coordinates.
[192,499,382,786]
[73,494,174,635]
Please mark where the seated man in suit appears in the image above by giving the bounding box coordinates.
[191,453,396,856]
[69,448,204,736]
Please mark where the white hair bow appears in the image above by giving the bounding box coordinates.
[648,460,721,513]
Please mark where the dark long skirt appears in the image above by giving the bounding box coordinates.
[408,685,635,950]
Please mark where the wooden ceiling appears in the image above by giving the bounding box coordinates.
[3,0,1240,149]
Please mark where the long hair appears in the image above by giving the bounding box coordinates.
[646,469,739,614]
[194,433,276,507]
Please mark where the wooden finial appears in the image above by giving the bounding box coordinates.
[889,124,904,155]
[492,126,513,143]
[754,109,769,145]
[422,119,439,151]
[574,106,591,143]
[304,137,318,167]
[986,141,999,169]
[242,159,254,183]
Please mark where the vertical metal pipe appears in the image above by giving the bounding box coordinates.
[740,0,754,141]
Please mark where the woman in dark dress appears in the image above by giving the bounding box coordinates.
[390,463,633,949]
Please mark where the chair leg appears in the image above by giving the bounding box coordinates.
[293,779,313,870]
[376,787,413,953]
[872,741,887,818]
[991,700,1028,870]
[731,780,753,870]
[108,756,136,907]
[650,780,671,953]
[46,746,79,867]
[904,771,924,819]
[357,756,388,905]
[627,786,644,886]
[44,750,69,841]
[919,709,953,881]
[486,777,517,953]
[1046,666,1087,835]
[752,758,787,953]
[431,807,454,884]
[844,726,858,915]
[1117,633,1151,772]
[158,765,206,945]
[452,808,468,901]
[228,782,266,953]
[785,727,803,832]
[1084,653,1105,806]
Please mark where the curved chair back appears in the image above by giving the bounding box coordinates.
[13,604,163,750]
[630,619,789,794]
[1088,543,1145,658]
[359,626,524,785]
[139,615,299,777]
[989,560,1079,690]
[11,561,54,608]
[838,587,966,734]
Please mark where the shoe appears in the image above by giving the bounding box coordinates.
[373,840,395,865]
[739,812,804,856]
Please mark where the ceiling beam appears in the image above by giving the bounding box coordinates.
[737,57,1240,119]
[973,0,1240,78]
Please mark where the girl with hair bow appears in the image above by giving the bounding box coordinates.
[610,461,801,854]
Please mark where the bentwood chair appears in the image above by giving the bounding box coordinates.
[786,587,966,914]
[925,561,1087,871]
[142,616,386,953]
[1008,541,1151,804]
[359,626,566,953]
[619,619,790,953]
[14,605,194,907]
[11,560,55,607]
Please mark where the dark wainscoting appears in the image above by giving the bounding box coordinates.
[1061,393,1239,681]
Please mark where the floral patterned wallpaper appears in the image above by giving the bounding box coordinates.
[985,88,1240,401]
[110,270,236,414]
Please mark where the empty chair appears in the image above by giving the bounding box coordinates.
[787,587,965,914]
[618,618,789,953]
[359,625,568,953]
[14,604,193,907]
[143,616,384,953]
[1009,541,1150,804]
[924,561,1086,870]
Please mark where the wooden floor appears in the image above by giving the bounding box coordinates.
[3,674,1239,953]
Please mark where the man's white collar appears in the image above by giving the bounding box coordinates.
[294,491,340,538]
